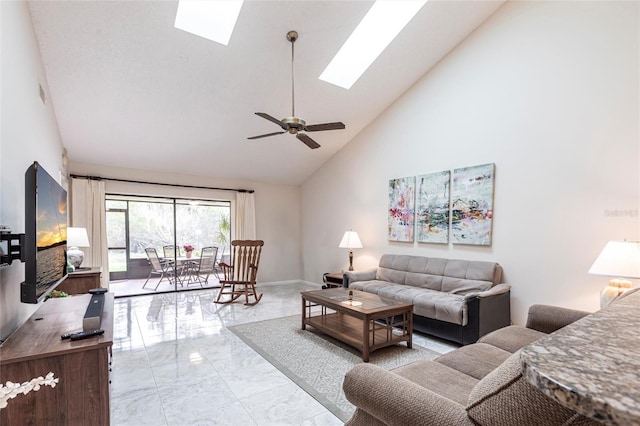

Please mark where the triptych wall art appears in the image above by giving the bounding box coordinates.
[388,163,495,246]
[388,177,415,242]
[416,170,451,244]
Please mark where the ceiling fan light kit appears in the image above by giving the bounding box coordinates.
[248,30,346,149]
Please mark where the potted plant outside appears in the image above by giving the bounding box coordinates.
[183,245,195,258]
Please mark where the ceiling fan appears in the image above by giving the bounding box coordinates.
[248,30,345,149]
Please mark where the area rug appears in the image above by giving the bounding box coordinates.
[228,315,440,421]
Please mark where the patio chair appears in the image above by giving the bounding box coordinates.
[215,240,264,306]
[162,244,177,266]
[186,246,218,287]
[162,245,177,259]
[212,245,226,279]
[143,247,177,290]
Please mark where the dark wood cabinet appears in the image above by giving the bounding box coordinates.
[0,294,113,425]
[57,267,102,294]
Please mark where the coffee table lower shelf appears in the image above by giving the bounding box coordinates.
[305,313,411,356]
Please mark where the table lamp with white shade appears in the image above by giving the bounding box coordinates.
[339,231,362,271]
[588,240,640,308]
[67,227,91,269]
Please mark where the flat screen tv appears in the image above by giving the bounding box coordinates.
[21,161,68,304]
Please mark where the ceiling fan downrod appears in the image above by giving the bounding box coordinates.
[287,30,298,121]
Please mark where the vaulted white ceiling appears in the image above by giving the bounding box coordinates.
[28,1,505,185]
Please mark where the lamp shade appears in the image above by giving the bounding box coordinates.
[67,227,90,248]
[339,231,363,249]
[588,241,640,279]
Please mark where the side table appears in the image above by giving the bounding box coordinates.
[323,272,345,288]
[57,267,102,294]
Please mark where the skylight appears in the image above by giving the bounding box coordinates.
[319,0,427,89]
[174,0,244,46]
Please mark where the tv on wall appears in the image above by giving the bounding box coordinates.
[21,161,68,304]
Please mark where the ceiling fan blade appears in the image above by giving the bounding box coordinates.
[255,112,286,130]
[297,133,321,149]
[248,131,286,140]
[304,122,346,132]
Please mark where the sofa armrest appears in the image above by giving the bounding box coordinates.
[343,364,471,426]
[464,283,511,299]
[344,269,377,286]
[525,304,591,334]
[463,288,511,344]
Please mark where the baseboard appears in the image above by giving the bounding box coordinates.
[259,280,322,288]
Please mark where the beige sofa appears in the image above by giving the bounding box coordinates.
[345,254,510,344]
[343,303,600,426]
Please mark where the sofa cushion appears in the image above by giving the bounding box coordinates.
[376,266,407,285]
[351,282,468,325]
[526,305,591,334]
[404,271,444,291]
[370,284,467,325]
[441,276,493,295]
[444,259,500,282]
[478,325,546,353]
[376,285,434,304]
[412,290,466,325]
[466,350,592,425]
[435,343,511,380]
[348,280,396,295]
[375,255,498,295]
[393,360,479,406]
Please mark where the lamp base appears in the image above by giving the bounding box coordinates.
[600,278,632,308]
[348,249,354,271]
[67,246,85,269]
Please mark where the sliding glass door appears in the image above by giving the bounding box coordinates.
[175,202,231,259]
[106,195,231,297]
[106,201,128,281]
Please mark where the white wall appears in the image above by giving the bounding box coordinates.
[301,1,640,326]
[0,0,66,341]
[69,162,302,284]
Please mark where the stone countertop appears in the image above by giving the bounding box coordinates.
[521,290,640,425]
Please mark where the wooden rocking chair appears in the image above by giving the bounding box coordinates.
[215,240,264,306]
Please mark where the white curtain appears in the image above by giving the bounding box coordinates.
[235,192,256,240]
[71,178,109,288]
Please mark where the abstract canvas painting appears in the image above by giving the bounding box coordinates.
[416,171,450,243]
[388,176,415,242]
[451,163,495,245]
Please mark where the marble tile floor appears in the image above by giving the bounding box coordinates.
[109,275,222,298]
[111,282,459,425]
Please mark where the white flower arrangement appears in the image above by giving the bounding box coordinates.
[0,372,59,409]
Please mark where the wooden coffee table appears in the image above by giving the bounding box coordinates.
[301,288,413,362]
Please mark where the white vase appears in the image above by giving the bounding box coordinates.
[67,246,84,268]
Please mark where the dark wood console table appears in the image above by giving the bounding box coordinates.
[0,293,114,425]
[57,267,102,294]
